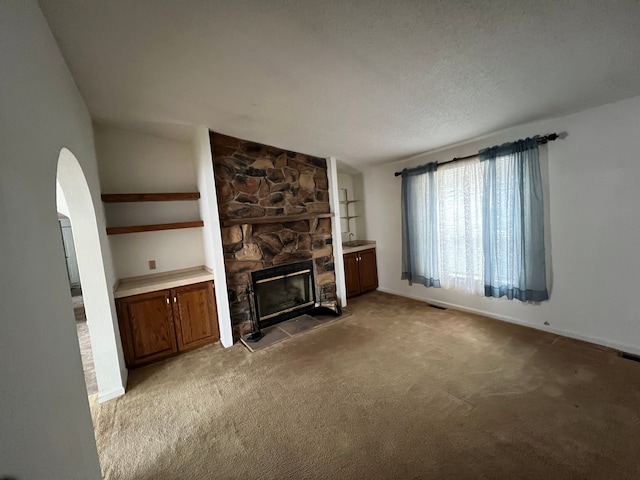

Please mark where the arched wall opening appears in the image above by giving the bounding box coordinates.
[56,147,126,401]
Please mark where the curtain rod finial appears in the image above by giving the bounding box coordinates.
[538,133,559,144]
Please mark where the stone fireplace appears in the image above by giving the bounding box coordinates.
[210,132,337,338]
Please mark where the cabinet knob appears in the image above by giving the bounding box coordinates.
[166,298,170,305]
[174,296,177,303]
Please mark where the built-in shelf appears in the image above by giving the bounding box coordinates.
[102,192,203,235]
[221,212,333,227]
[101,192,200,202]
[106,221,204,235]
[340,215,360,220]
[339,200,359,205]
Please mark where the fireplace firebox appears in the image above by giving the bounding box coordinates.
[251,260,316,328]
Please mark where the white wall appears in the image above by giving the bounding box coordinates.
[58,149,128,403]
[56,181,71,217]
[337,173,356,242]
[193,127,233,347]
[0,2,109,477]
[108,229,205,278]
[363,94,640,355]
[351,173,367,240]
[337,172,367,242]
[328,159,347,306]
[95,124,206,279]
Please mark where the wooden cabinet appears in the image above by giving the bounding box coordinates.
[172,282,218,352]
[344,248,379,298]
[116,289,177,367]
[117,281,218,368]
[357,249,378,292]
[344,252,361,298]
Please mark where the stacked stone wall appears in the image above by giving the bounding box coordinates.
[211,132,337,336]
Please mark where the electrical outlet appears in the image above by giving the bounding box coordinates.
[148,260,156,270]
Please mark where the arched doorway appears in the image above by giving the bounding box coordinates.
[57,185,98,395]
[56,148,126,401]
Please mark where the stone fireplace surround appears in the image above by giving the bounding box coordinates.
[210,132,337,338]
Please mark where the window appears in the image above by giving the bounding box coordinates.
[436,159,484,295]
[401,137,548,302]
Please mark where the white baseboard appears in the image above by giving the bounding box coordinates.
[376,287,640,356]
[98,385,125,403]
[121,366,128,390]
[98,368,129,403]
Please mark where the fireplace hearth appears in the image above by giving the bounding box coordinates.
[251,260,316,327]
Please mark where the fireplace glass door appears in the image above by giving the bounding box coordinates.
[253,261,315,325]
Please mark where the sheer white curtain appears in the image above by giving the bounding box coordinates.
[436,158,484,295]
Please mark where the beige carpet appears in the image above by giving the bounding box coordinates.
[90,291,640,479]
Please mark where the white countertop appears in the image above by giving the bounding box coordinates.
[342,240,376,254]
[114,266,213,298]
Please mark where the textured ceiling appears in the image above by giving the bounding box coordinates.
[40,0,640,166]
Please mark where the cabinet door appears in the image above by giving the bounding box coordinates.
[344,252,361,298]
[358,248,379,293]
[172,281,219,352]
[116,290,177,368]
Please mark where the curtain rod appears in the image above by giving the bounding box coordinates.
[393,133,559,177]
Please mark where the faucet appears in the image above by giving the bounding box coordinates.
[348,232,355,244]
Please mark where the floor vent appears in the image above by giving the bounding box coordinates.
[428,304,447,310]
[619,352,640,363]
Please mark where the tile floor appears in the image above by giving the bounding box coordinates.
[73,296,98,396]
[241,310,350,352]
